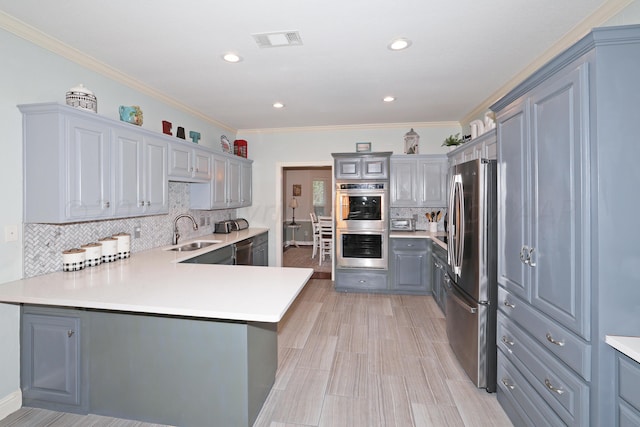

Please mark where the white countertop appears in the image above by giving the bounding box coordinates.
[389,230,448,249]
[0,228,313,323]
[606,335,640,363]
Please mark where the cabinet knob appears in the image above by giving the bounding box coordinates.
[139,201,145,207]
[501,378,515,390]
[103,201,110,208]
[146,201,151,206]
[67,330,75,338]
[503,299,515,309]
[501,336,515,347]
[359,280,366,283]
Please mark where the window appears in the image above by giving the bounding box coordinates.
[313,179,330,216]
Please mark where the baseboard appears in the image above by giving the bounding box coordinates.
[0,389,22,421]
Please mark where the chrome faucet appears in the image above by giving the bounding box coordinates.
[173,214,198,245]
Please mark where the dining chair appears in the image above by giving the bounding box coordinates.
[310,212,320,258]
[318,220,333,266]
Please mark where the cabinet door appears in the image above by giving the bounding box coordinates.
[390,158,418,206]
[497,99,531,302]
[335,158,361,179]
[168,144,192,179]
[417,157,448,206]
[226,158,241,207]
[240,161,252,207]
[193,149,211,180]
[144,138,169,215]
[113,128,144,217]
[22,313,81,406]
[210,155,228,208]
[362,156,389,179]
[66,116,112,220]
[390,239,430,293]
[529,64,589,338]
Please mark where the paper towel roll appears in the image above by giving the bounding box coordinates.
[62,248,86,272]
[98,237,118,263]
[81,242,102,267]
[112,232,131,259]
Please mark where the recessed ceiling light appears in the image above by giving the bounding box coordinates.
[273,102,285,109]
[383,96,396,103]
[222,53,242,63]
[388,38,412,51]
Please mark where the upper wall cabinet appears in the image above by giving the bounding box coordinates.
[167,143,212,182]
[390,155,448,207]
[332,152,392,180]
[448,129,497,166]
[189,153,253,210]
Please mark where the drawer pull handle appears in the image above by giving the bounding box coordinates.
[503,299,515,309]
[546,333,565,347]
[544,378,565,395]
[501,336,514,346]
[359,280,366,283]
[67,330,75,338]
[501,378,515,390]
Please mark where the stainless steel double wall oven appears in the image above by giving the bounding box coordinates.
[335,182,388,269]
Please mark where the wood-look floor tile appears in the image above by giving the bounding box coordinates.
[391,305,415,327]
[367,295,394,316]
[368,338,406,376]
[273,347,302,390]
[368,313,399,341]
[297,334,338,370]
[419,356,457,406]
[411,402,465,427]
[368,373,415,427]
[271,368,330,425]
[396,326,424,358]
[318,395,369,427]
[327,351,368,398]
[310,311,343,336]
[446,380,512,427]
[336,323,368,354]
[433,342,468,381]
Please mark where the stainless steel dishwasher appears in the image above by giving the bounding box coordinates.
[234,238,253,265]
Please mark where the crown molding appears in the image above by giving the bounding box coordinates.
[0,11,236,133]
[460,0,634,126]
[238,121,460,134]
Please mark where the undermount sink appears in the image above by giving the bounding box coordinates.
[167,241,220,252]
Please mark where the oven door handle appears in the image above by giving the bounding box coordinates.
[448,287,477,314]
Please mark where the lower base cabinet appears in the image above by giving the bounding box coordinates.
[21,306,87,413]
[389,238,430,294]
[616,352,640,426]
[430,242,447,314]
[335,269,388,292]
[252,232,269,266]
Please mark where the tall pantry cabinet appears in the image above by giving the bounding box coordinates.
[492,25,640,426]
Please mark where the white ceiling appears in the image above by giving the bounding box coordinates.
[0,0,624,130]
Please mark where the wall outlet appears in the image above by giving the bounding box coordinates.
[134,225,141,239]
[200,217,206,227]
[4,225,18,242]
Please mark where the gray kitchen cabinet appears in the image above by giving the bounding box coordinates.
[335,269,388,292]
[113,128,168,217]
[493,25,640,426]
[616,352,640,426]
[167,142,212,182]
[190,153,253,210]
[431,240,447,314]
[21,306,87,413]
[179,244,234,265]
[252,232,268,266]
[447,129,497,166]
[21,104,113,223]
[390,155,448,207]
[333,152,391,180]
[389,238,430,294]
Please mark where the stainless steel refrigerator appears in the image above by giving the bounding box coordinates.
[446,158,497,392]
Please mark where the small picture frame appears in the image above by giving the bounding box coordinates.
[356,142,371,152]
[293,184,302,197]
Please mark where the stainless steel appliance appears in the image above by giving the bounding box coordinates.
[390,217,415,232]
[335,181,388,269]
[335,182,387,230]
[234,238,253,265]
[214,218,249,234]
[445,158,497,392]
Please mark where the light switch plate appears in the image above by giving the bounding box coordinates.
[4,225,18,242]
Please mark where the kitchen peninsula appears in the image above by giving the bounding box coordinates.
[0,230,313,427]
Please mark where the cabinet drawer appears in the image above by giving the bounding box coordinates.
[498,286,590,380]
[390,238,429,251]
[618,353,640,412]
[498,312,589,426]
[335,270,387,291]
[620,400,640,427]
[497,351,564,427]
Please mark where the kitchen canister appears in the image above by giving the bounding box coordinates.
[65,83,97,113]
[112,232,131,259]
[81,242,102,267]
[62,248,86,272]
[98,237,119,263]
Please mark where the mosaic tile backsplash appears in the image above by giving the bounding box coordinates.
[390,207,447,232]
[24,182,237,278]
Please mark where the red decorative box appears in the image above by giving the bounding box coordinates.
[234,139,248,158]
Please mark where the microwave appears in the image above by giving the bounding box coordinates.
[335,182,387,230]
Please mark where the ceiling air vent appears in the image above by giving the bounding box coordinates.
[252,31,303,48]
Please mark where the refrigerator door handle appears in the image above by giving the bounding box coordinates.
[449,287,477,314]
[449,174,464,276]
